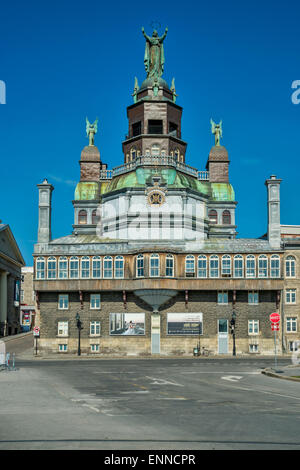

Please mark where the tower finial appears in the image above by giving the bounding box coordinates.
[210,119,223,146]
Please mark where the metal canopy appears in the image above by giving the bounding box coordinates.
[134,289,178,312]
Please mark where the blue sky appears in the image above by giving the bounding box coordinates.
[1,0,300,265]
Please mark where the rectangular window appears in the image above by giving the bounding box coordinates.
[90,321,101,336]
[114,257,124,278]
[221,257,231,276]
[286,317,297,333]
[233,257,243,278]
[249,344,258,353]
[58,294,69,310]
[217,291,228,304]
[91,344,99,352]
[90,294,101,310]
[246,257,256,278]
[248,320,259,335]
[210,257,219,278]
[248,291,259,304]
[58,344,68,352]
[57,321,68,336]
[70,258,79,278]
[289,341,299,352]
[148,119,163,134]
[132,121,141,137]
[286,289,296,304]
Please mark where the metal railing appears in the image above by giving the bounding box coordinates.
[100,155,209,181]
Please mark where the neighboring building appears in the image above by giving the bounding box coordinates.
[0,224,25,336]
[281,226,300,355]
[33,28,286,356]
[20,267,36,331]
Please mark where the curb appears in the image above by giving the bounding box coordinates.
[0,332,32,343]
[262,368,300,382]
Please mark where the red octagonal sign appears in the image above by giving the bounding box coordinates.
[269,312,280,324]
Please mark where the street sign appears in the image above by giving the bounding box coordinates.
[33,326,40,337]
[269,312,280,324]
[271,324,280,331]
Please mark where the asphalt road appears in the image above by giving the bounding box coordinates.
[0,334,300,450]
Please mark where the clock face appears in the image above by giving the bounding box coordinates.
[147,190,166,206]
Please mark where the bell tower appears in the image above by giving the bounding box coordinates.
[122,27,187,163]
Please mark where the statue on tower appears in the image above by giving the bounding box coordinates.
[86,117,98,146]
[210,119,223,146]
[142,26,168,79]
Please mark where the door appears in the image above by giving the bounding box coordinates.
[151,313,160,354]
[218,319,228,354]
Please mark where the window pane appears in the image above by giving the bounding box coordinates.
[81,257,90,278]
[104,257,113,278]
[210,256,219,278]
[92,257,101,278]
[197,256,207,278]
[115,257,124,278]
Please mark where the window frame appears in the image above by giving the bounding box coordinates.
[92,256,101,279]
[286,317,297,333]
[248,291,259,305]
[90,320,101,336]
[81,256,90,279]
[58,256,68,279]
[197,255,207,278]
[217,291,228,305]
[221,255,231,276]
[258,255,268,278]
[150,254,160,277]
[58,294,69,310]
[286,289,296,304]
[103,256,113,279]
[165,254,174,278]
[285,256,296,278]
[246,255,256,278]
[270,255,280,278]
[233,255,243,278]
[114,256,124,279]
[78,209,87,225]
[90,294,101,310]
[248,319,259,335]
[47,256,57,279]
[136,254,144,278]
[57,321,68,336]
[70,256,79,279]
[209,255,219,278]
[36,257,45,279]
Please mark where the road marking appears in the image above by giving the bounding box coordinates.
[222,376,243,382]
[145,377,184,387]
[120,391,149,394]
[217,383,300,401]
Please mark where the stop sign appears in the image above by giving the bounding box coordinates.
[269,312,280,324]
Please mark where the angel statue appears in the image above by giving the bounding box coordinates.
[86,117,98,146]
[210,119,223,146]
[142,26,168,79]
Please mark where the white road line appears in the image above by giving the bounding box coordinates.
[217,382,300,401]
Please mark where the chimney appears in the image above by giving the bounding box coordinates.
[265,175,281,249]
[37,179,54,244]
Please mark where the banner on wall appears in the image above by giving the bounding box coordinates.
[110,313,145,336]
[167,313,203,335]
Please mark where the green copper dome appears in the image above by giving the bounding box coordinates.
[210,183,235,201]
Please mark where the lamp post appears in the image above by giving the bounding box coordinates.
[76,313,83,356]
[230,310,237,356]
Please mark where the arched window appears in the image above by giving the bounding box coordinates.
[58,257,68,279]
[208,210,218,224]
[151,144,160,157]
[103,256,113,278]
[233,255,243,278]
[92,256,101,278]
[174,148,180,161]
[145,148,150,157]
[130,147,137,161]
[270,255,280,278]
[246,255,256,278]
[115,256,124,278]
[36,257,45,279]
[222,210,231,225]
[92,209,100,225]
[185,255,195,277]
[166,255,174,277]
[78,210,87,225]
[136,254,144,278]
[197,255,207,278]
[47,257,56,279]
[286,256,296,278]
[221,255,231,276]
[258,255,268,278]
[150,254,160,277]
[161,149,166,157]
[81,256,90,278]
[209,255,219,278]
[70,256,79,279]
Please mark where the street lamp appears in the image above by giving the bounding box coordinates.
[230,310,237,356]
[76,313,83,356]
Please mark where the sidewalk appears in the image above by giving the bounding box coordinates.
[0,331,33,343]
[262,365,300,382]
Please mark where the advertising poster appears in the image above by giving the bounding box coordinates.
[110,313,145,335]
[167,313,203,335]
